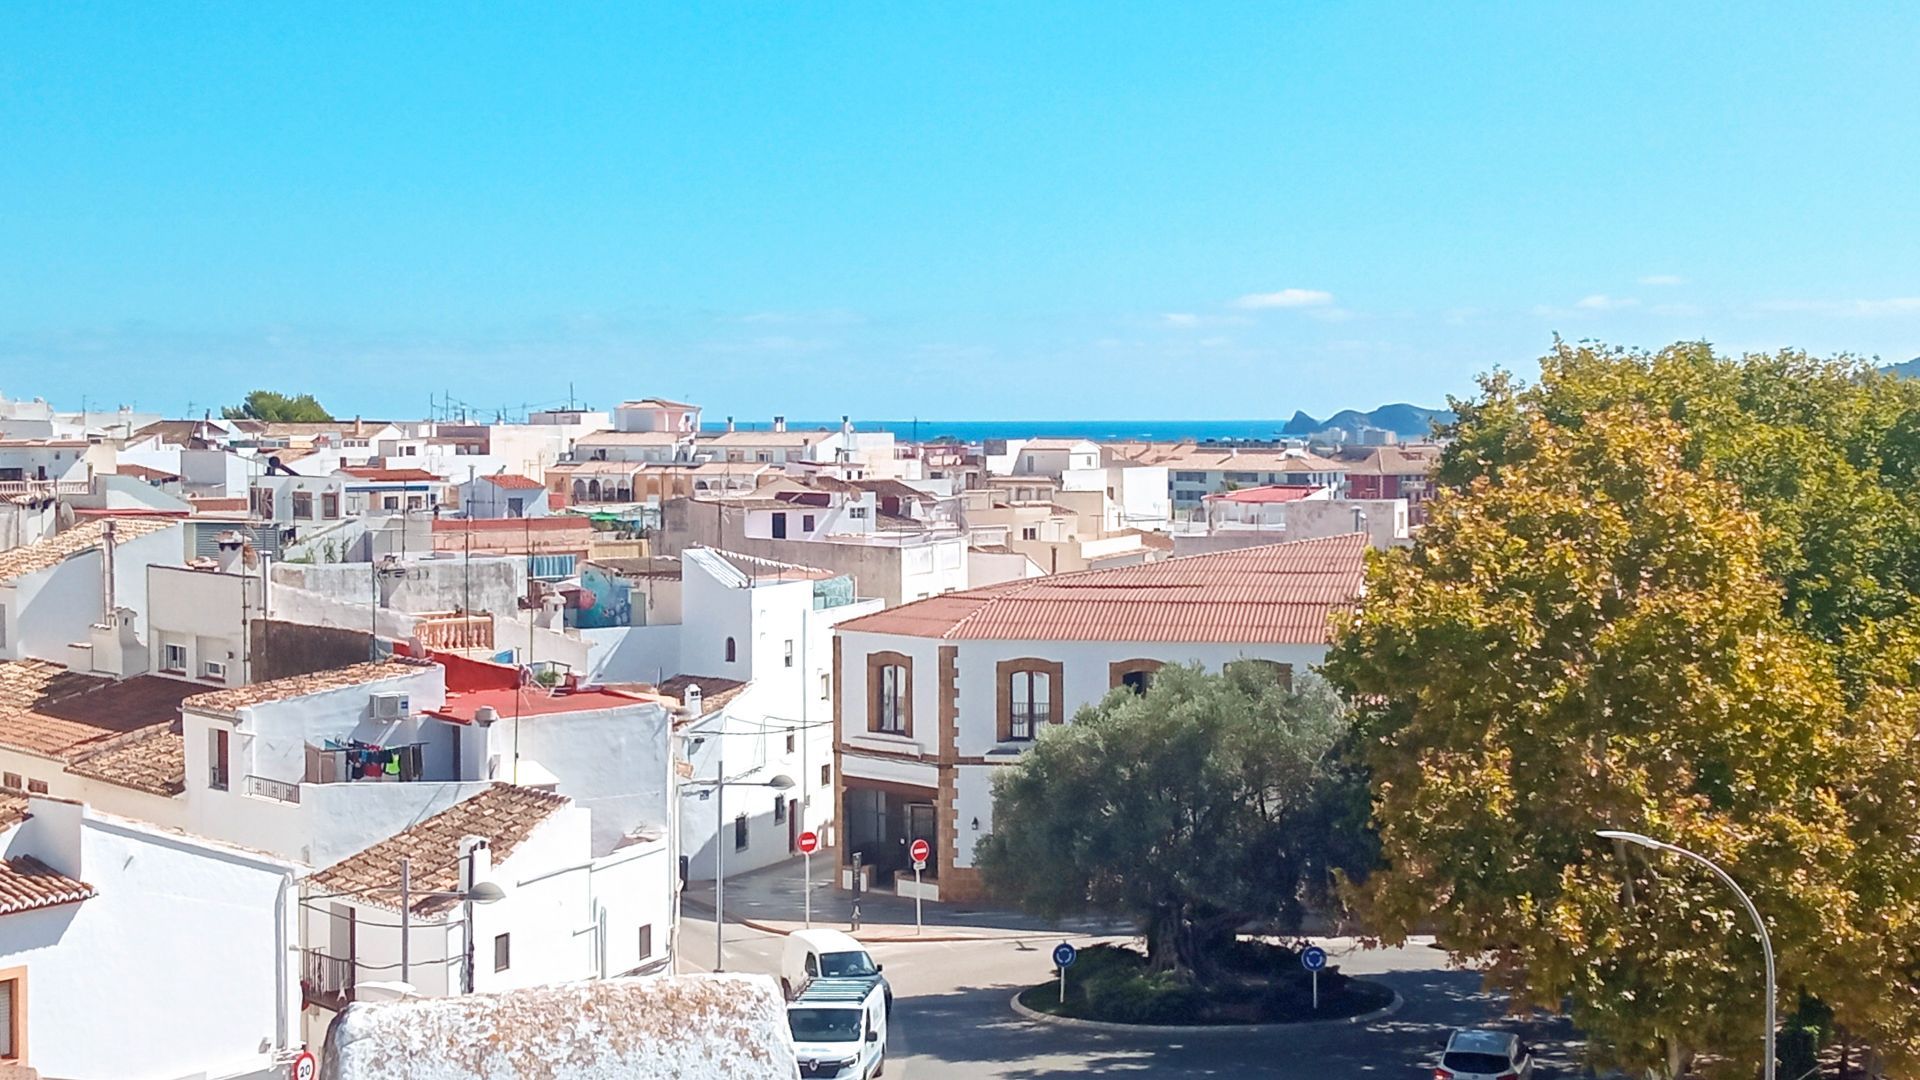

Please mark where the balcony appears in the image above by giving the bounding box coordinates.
[302,949,354,1011]
[243,774,301,804]
[415,612,494,651]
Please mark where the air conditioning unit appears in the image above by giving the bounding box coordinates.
[371,692,411,720]
[203,660,228,680]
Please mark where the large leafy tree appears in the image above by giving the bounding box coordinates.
[222,390,333,422]
[1329,341,1920,1075]
[975,665,1371,981]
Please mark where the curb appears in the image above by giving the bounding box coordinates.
[1007,986,1405,1034]
[683,899,1080,944]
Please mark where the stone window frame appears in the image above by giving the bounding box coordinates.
[997,658,1064,742]
[867,650,913,737]
[1109,658,1165,693]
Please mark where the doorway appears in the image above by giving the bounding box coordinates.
[907,801,937,872]
[787,798,800,852]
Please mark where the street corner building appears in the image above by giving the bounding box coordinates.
[828,533,1368,905]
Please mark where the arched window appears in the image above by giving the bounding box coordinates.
[725,637,737,663]
[1109,659,1164,695]
[998,658,1064,741]
[571,480,586,502]
[587,479,602,501]
[866,651,913,736]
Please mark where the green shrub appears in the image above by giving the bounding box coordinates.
[1084,971,1205,1024]
[1777,1025,1819,1080]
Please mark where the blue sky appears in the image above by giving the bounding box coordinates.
[2,4,1917,421]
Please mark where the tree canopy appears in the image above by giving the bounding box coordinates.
[1327,341,1920,1076]
[221,390,333,422]
[975,664,1371,981]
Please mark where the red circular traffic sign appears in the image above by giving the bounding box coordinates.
[292,1051,317,1080]
[797,831,820,855]
[909,838,931,862]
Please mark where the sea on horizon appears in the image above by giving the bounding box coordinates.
[699,418,1296,443]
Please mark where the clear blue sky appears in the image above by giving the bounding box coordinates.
[3,4,1917,421]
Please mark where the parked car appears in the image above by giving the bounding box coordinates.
[1435,1028,1535,1079]
[780,928,892,1013]
[786,977,889,1079]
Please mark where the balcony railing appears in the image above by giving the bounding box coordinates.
[302,950,354,1008]
[415,613,494,651]
[242,774,301,804]
[0,479,90,496]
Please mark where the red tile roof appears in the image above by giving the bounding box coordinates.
[184,659,431,717]
[1204,485,1325,505]
[307,784,572,916]
[478,473,545,490]
[0,662,200,759]
[0,518,178,584]
[0,855,95,915]
[838,533,1368,644]
[339,467,442,482]
[115,464,181,483]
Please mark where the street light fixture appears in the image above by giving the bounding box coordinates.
[1597,830,1776,1080]
[683,756,795,973]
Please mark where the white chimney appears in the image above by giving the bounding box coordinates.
[683,683,702,716]
[772,416,786,433]
[474,704,499,725]
[457,836,492,894]
[214,531,246,574]
[88,607,146,677]
[726,416,736,433]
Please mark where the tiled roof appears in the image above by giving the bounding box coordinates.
[115,464,180,483]
[307,785,572,916]
[656,675,750,716]
[0,855,95,915]
[184,659,431,717]
[187,496,250,513]
[0,518,178,584]
[1346,445,1443,476]
[699,430,830,446]
[1205,484,1325,504]
[0,662,199,759]
[547,460,646,476]
[573,431,687,446]
[1017,438,1097,451]
[619,398,699,410]
[478,473,545,490]
[339,467,442,482]
[838,533,1368,644]
[0,793,28,831]
[64,723,185,796]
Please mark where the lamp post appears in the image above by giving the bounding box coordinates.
[1597,830,1776,1080]
[681,731,794,972]
[395,853,507,990]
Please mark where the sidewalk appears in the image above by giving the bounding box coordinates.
[681,856,1133,943]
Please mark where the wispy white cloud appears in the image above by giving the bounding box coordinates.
[1756,297,1920,317]
[1638,274,1687,286]
[1232,288,1335,310]
[1574,294,1639,311]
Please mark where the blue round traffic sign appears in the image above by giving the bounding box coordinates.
[1052,942,1078,968]
[1300,945,1327,972]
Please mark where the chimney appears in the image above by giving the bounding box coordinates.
[726,416,736,433]
[683,683,702,716]
[457,836,492,895]
[89,607,147,677]
[102,519,117,613]
[772,416,786,433]
[842,415,853,437]
[474,704,499,725]
[214,531,246,574]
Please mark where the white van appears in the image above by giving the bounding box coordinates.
[786,977,888,1079]
[780,928,892,1012]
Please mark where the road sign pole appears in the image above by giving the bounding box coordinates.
[1312,969,1319,1011]
[1059,963,1066,1005]
[804,848,812,928]
[914,863,923,934]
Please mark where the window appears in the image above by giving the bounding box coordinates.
[24,780,44,795]
[820,673,831,701]
[0,775,17,791]
[1020,526,1038,541]
[998,659,1063,741]
[406,495,425,511]
[402,444,418,456]
[848,506,868,520]
[382,495,400,510]
[1122,670,1154,694]
[250,487,274,518]
[292,490,314,519]
[771,512,788,539]
[785,733,796,755]
[203,659,227,681]
[209,727,230,791]
[734,813,749,851]
[638,924,653,960]
[868,653,911,736]
[1110,659,1165,695]
[0,604,6,648]
[162,642,187,672]
[321,490,340,518]
[784,640,794,668]
[0,972,21,1059]
[493,933,511,972]
[820,763,831,788]
[724,637,737,663]
[774,796,787,824]
[802,514,815,532]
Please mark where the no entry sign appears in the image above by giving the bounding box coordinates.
[909,838,931,863]
[797,830,820,855]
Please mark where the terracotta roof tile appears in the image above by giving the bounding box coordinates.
[184,659,432,717]
[572,431,688,446]
[307,784,572,916]
[838,533,1367,644]
[0,518,178,584]
[0,855,95,915]
[64,723,185,796]
[0,662,199,759]
[656,675,750,715]
[1205,485,1325,504]
[0,794,28,831]
[477,473,545,490]
[339,467,442,482]
[115,464,180,483]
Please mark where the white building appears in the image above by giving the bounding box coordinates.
[613,399,702,434]
[830,534,1367,904]
[1161,447,1351,516]
[0,792,302,1080]
[0,518,184,664]
[453,472,552,519]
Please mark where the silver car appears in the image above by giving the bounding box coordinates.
[1435,1028,1535,1080]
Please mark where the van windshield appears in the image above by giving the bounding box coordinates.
[788,1007,862,1043]
[820,950,877,977]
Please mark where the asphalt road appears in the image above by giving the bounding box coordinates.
[678,917,1588,1078]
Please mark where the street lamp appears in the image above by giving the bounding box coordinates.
[683,746,795,972]
[1597,830,1776,1080]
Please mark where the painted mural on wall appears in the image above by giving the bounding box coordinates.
[572,563,633,629]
